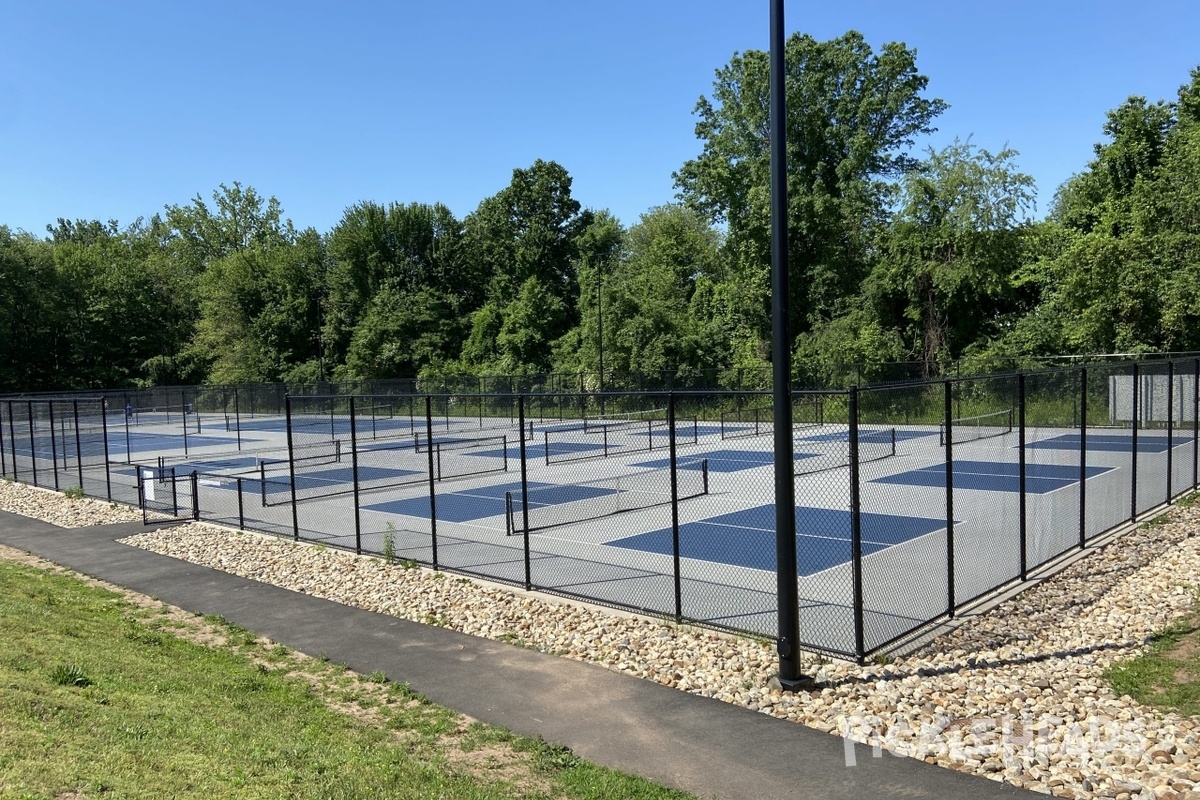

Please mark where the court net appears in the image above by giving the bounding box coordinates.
[720,396,825,440]
[260,434,509,506]
[939,408,1014,447]
[505,459,709,535]
[543,412,699,465]
[794,428,897,476]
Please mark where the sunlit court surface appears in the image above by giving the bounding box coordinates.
[2,363,1197,661]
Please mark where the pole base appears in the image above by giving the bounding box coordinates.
[768,673,818,693]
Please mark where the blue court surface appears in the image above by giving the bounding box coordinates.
[1026,433,1194,454]
[872,460,1113,494]
[610,505,946,574]
[364,480,617,523]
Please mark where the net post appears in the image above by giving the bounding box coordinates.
[100,398,111,500]
[543,431,550,466]
[849,386,865,663]
[519,394,532,591]
[171,467,179,517]
[669,392,682,623]
[1131,362,1139,522]
[285,395,300,541]
[1167,360,1175,503]
[425,395,439,569]
[48,401,60,491]
[1079,367,1088,548]
[73,400,84,493]
[260,459,268,508]
[350,396,363,555]
[1018,373,1027,581]
[505,491,513,537]
[944,380,956,617]
[503,435,509,473]
[237,477,245,529]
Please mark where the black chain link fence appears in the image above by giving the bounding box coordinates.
[3,356,1199,663]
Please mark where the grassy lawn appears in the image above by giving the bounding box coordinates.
[0,558,692,800]
[1106,606,1200,717]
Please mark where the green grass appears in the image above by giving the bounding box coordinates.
[1106,606,1200,716]
[0,559,693,800]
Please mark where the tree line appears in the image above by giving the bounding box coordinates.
[2,32,1198,394]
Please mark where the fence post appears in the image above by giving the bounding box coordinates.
[944,380,955,617]
[519,394,532,591]
[7,401,17,482]
[285,395,300,541]
[181,392,189,457]
[1168,360,1175,503]
[124,396,132,464]
[1017,373,1028,580]
[1079,368,1088,548]
[669,392,682,623]
[190,471,199,521]
[235,387,242,451]
[1131,362,1139,522]
[350,396,362,555]
[425,395,439,568]
[0,401,6,480]
[48,402,60,491]
[1194,359,1199,490]
[73,400,84,493]
[849,387,864,663]
[27,401,38,487]
[101,398,112,501]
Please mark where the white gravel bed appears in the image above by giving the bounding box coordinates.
[0,479,143,527]
[2,481,1199,799]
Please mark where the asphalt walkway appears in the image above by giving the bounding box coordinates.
[0,510,1036,799]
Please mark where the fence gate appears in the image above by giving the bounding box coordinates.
[138,468,198,524]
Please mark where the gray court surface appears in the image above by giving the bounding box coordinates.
[0,511,1038,800]
[45,406,1190,661]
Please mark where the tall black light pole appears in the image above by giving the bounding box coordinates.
[596,257,605,415]
[769,0,808,691]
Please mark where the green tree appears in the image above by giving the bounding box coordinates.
[866,141,1036,373]
[184,229,328,384]
[324,201,467,371]
[675,31,946,333]
[459,160,592,372]
[591,205,726,381]
[0,228,58,391]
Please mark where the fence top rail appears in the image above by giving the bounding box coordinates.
[279,388,856,401]
[0,394,107,403]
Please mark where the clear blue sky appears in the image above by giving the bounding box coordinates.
[2,0,1198,236]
